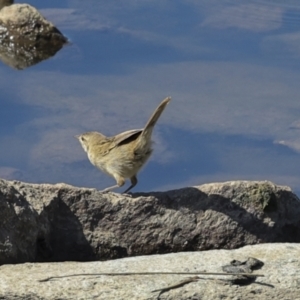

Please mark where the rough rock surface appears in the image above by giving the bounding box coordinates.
[0,3,67,69]
[0,179,300,264]
[0,243,299,300]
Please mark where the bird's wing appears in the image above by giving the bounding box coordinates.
[111,129,142,147]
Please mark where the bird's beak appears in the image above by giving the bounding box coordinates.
[74,135,80,139]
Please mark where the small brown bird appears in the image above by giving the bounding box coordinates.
[76,96,171,193]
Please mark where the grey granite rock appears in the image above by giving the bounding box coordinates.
[0,243,299,300]
[0,179,300,264]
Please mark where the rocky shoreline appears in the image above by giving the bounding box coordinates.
[0,179,300,299]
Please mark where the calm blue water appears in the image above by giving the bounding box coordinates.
[1,0,300,195]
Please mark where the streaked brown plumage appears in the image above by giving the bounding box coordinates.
[76,97,171,193]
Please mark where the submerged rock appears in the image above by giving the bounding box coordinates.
[0,3,67,69]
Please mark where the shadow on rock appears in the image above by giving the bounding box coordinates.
[0,184,39,264]
[36,195,97,262]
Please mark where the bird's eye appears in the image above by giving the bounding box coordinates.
[81,136,86,142]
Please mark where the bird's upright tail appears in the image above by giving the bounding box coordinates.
[135,96,171,149]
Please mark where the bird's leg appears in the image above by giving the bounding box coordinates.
[101,176,125,193]
[101,184,121,193]
[123,176,137,194]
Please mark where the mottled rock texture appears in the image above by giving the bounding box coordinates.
[0,179,300,264]
[0,243,299,300]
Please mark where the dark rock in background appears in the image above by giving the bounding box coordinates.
[0,0,13,11]
[0,179,300,264]
[0,3,67,69]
